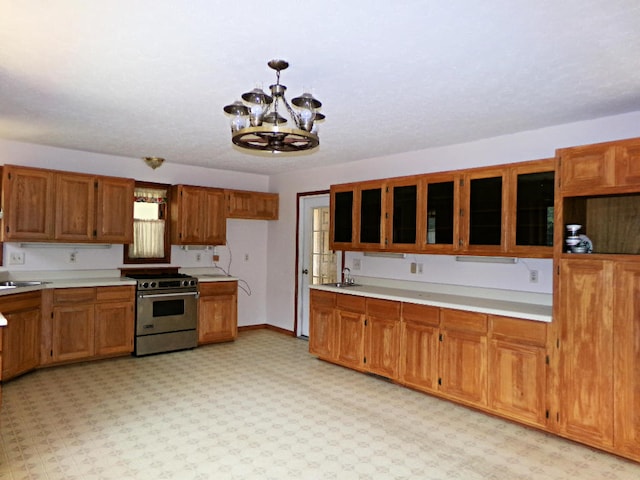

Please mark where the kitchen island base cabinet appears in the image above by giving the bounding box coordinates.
[198,281,238,344]
[1,292,41,381]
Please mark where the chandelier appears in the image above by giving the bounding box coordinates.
[223,60,324,153]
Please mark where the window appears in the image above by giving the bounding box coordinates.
[123,182,171,264]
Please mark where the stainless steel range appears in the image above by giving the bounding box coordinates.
[131,273,199,356]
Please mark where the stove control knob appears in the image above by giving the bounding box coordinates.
[150,282,157,288]
[142,282,149,288]
[182,280,189,287]
[190,280,196,286]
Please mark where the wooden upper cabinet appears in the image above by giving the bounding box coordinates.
[386,177,421,251]
[55,172,133,243]
[225,189,279,220]
[507,159,555,257]
[461,167,508,254]
[557,137,640,195]
[171,185,226,245]
[421,173,460,253]
[95,176,134,243]
[55,172,96,241]
[330,183,356,250]
[1,165,55,241]
[356,180,385,250]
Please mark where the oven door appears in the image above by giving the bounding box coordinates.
[136,290,198,336]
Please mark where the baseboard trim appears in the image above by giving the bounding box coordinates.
[238,324,295,336]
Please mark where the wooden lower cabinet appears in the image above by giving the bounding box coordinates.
[336,295,365,370]
[613,261,640,461]
[309,290,337,360]
[439,309,488,406]
[488,315,548,428]
[198,281,238,344]
[365,298,401,378]
[400,303,440,392]
[42,286,134,365]
[1,292,41,381]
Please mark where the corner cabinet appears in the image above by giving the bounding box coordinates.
[198,281,238,344]
[170,185,226,245]
[0,165,134,244]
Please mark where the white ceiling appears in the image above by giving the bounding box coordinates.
[1,1,640,175]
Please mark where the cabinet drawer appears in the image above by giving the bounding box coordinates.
[336,293,366,313]
[490,315,547,346]
[0,291,41,313]
[53,287,97,304]
[366,298,400,319]
[199,281,237,296]
[402,302,439,326]
[96,286,134,302]
[310,289,336,308]
[441,308,487,334]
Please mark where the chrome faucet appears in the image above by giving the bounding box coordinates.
[342,267,352,285]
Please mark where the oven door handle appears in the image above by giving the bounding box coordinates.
[138,291,200,299]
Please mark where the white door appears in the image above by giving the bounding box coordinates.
[297,194,339,337]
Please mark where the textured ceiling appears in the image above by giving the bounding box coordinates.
[1,0,640,175]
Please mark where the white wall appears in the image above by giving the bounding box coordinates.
[266,111,640,331]
[0,139,271,327]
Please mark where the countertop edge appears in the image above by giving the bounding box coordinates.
[310,284,553,323]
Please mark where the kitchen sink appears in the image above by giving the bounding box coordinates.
[323,282,362,288]
[0,281,48,288]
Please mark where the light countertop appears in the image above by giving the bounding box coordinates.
[310,281,552,323]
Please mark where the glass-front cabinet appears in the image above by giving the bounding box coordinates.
[358,180,385,249]
[386,177,421,251]
[421,173,459,253]
[509,159,555,257]
[330,183,356,250]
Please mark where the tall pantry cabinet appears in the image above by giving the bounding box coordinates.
[552,137,640,461]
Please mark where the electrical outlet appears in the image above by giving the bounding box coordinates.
[352,258,361,270]
[410,262,417,274]
[244,253,249,261]
[9,252,25,265]
[529,270,538,283]
[417,263,423,274]
[196,253,202,262]
[69,252,77,263]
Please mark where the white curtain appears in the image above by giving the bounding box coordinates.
[130,219,165,258]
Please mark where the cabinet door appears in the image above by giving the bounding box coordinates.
[365,299,400,379]
[336,309,365,369]
[2,165,55,241]
[558,143,617,193]
[55,172,95,241]
[330,184,355,249]
[357,181,385,249]
[439,309,488,406]
[557,258,614,447]
[613,262,640,460]
[52,304,95,362]
[462,168,507,253]
[202,188,226,245]
[226,190,279,220]
[386,178,420,251]
[400,303,440,392]
[95,301,134,356]
[173,186,204,243]
[309,290,337,359]
[96,176,134,243]
[422,174,458,253]
[198,282,238,344]
[509,160,555,257]
[1,305,40,381]
[488,315,548,428]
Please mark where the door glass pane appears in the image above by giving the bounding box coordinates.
[311,207,337,285]
[469,176,502,245]
[516,171,555,246]
[333,191,353,243]
[360,187,382,244]
[426,181,454,244]
[392,185,417,244]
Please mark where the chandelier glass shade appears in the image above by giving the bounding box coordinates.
[223,60,324,153]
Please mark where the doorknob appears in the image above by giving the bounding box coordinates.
[302,269,309,274]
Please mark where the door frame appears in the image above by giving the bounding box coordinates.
[294,190,343,337]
